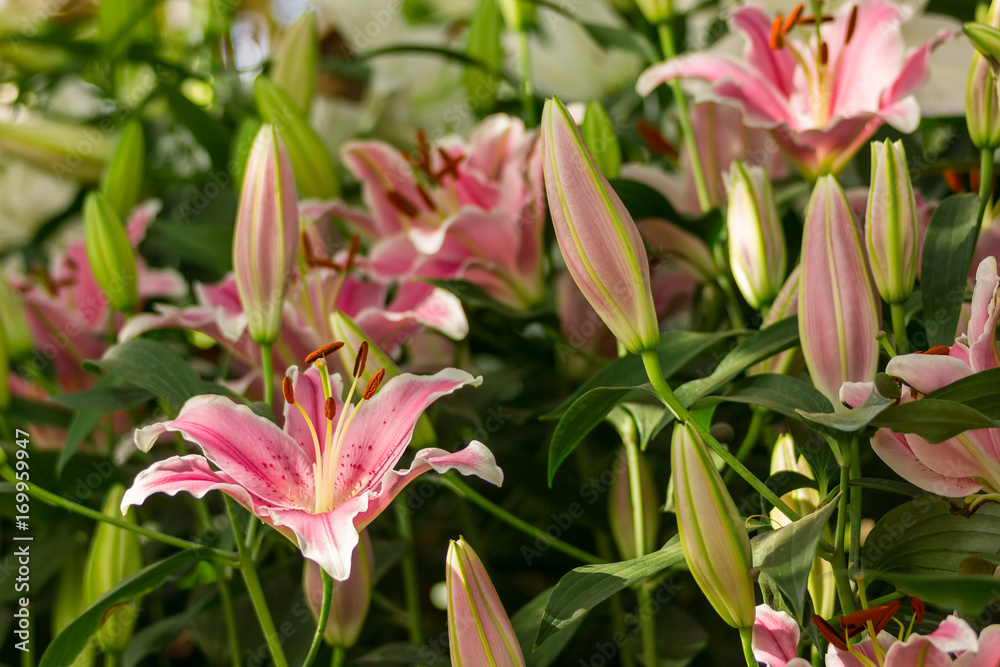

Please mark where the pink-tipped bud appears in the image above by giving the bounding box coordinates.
[233,124,300,344]
[725,162,786,309]
[446,537,526,666]
[542,96,660,354]
[865,140,919,304]
[303,530,373,648]
[798,176,880,405]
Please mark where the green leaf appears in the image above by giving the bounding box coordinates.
[41,549,212,667]
[921,193,980,347]
[849,478,925,497]
[797,375,896,434]
[535,538,684,648]
[872,399,996,443]
[546,330,735,418]
[162,87,231,171]
[579,22,659,62]
[122,599,209,667]
[861,497,1000,578]
[512,588,585,667]
[926,366,1000,420]
[2,395,71,428]
[463,0,503,113]
[694,374,832,419]
[50,385,154,411]
[879,573,1000,616]
[59,410,104,476]
[84,339,203,412]
[751,496,838,619]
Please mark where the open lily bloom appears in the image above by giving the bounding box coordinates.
[636,1,954,178]
[322,114,546,311]
[8,200,185,400]
[842,257,1000,496]
[123,358,503,580]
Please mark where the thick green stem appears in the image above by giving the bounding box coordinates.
[213,565,242,667]
[639,351,801,522]
[302,570,333,667]
[977,148,995,237]
[656,23,712,213]
[623,430,658,667]
[832,455,856,614]
[261,343,275,409]
[889,303,909,355]
[440,476,605,564]
[739,626,757,667]
[394,503,425,646]
[636,584,659,667]
[225,498,288,667]
[724,408,766,485]
[331,647,346,667]
[0,462,237,564]
[517,30,535,127]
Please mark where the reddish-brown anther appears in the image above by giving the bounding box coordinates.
[770,15,785,49]
[353,341,369,378]
[813,614,848,651]
[386,191,419,217]
[910,597,925,624]
[324,396,337,421]
[363,368,386,400]
[282,376,295,404]
[921,344,952,356]
[305,342,345,365]
[845,5,859,44]
[783,4,804,33]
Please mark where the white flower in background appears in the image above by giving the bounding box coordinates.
[0,159,77,250]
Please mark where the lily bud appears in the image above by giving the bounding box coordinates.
[497,0,535,30]
[233,124,300,345]
[798,176,880,405]
[608,448,659,560]
[254,76,340,198]
[84,191,138,314]
[304,531,373,648]
[542,97,660,354]
[272,11,318,113]
[865,140,919,304]
[446,537,526,667]
[672,422,755,629]
[968,0,1000,151]
[54,560,94,667]
[100,120,145,218]
[0,116,114,182]
[725,162,786,309]
[635,0,672,24]
[464,0,503,112]
[966,23,1000,72]
[581,100,622,179]
[0,278,33,360]
[84,484,142,654]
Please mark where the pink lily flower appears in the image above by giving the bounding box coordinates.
[751,604,812,667]
[636,1,954,178]
[621,102,788,215]
[322,114,546,311]
[8,200,185,400]
[841,256,1000,496]
[122,361,503,580]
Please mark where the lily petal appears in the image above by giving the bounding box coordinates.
[121,454,265,515]
[886,354,973,394]
[752,604,800,667]
[268,494,369,581]
[870,429,981,497]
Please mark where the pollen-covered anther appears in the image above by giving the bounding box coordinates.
[910,596,925,624]
[920,344,952,356]
[434,147,464,182]
[363,368,386,400]
[387,191,420,217]
[282,376,295,404]
[782,4,803,33]
[324,397,337,421]
[305,341,345,365]
[812,614,848,651]
[845,5,859,45]
[770,15,785,49]
[819,41,829,65]
[353,341,369,379]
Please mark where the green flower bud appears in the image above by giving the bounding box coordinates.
[54,560,94,667]
[464,0,504,112]
[581,100,622,179]
[272,11,319,113]
[967,1,1000,150]
[966,22,1000,72]
[100,120,145,218]
[0,117,114,182]
[254,76,340,198]
[83,191,138,314]
[84,484,143,654]
[635,0,673,25]
[498,0,536,31]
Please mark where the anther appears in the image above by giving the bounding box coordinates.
[819,40,829,65]
[387,191,419,217]
[353,341,369,378]
[910,597,925,624]
[345,235,360,272]
[845,5,858,45]
[306,257,344,271]
[282,376,295,404]
[635,118,679,160]
[921,344,952,356]
[415,183,437,211]
[363,368,385,400]
[770,15,784,49]
[812,615,848,651]
[943,169,966,194]
[324,396,337,421]
[434,148,464,182]
[783,4,804,33]
[300,229,314,261]
[305,341,345,365]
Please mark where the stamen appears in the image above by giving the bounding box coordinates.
[812,614,848,651]
[353,342,369,378]
[363,368,385,400]
[415,183,437,211]
[783,4,804,33]
[282,376,295,404]
[770,15,785,49]
[840,601,900,638]
[943,169,966,194]
[797,15,834,24]
[324,397,337,421]
[413,128,433,177]
[845,5,859,45]
[635,119,679,160]
[910,597,925,624]
[819,41,829,65]
[921,344,951,356]
[434,147,464,182]
[387,191,420,217]
[345,235,360,272]
[305,257,344,271]
[305,341,345,365]
[300,229,314,261]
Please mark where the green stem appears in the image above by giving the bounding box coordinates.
[213,564,242,667]
[889,303,909,355]
[331,646,346,667]
[394,503,425,646]
[832,454,856,614]
[639,352,801,522]
[724,408,766,485]
[636,584,659,667]
[104,652,120,667]
[739,626,757,667]
[656,23,712,213]
[849,437,862,574]
[517,30,535,127]
[225,498,289,667]
[302,570,333,667]
[977,147,995,238]
[261,343,274,409]
[623,430,658,667]
[0,462,237,564]
[439,476,605,564]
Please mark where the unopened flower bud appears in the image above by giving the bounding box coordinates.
[865,140,918,304]
[100,120,145,218]
[84,191,138,314]
[581,100,622,179]
[635,0,673,24]
[303,531,373,648]
[0,116,114,182]
[725,162,786,308]
[272,11,318,113]
[464,0,503,112]
[497,0,535,31]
